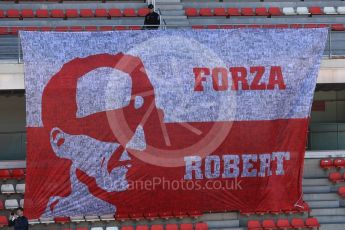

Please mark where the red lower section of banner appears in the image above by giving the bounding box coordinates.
[25,118,308,219]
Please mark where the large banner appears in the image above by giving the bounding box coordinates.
[21,29,327,219]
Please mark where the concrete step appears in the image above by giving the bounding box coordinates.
[206,220,240,228]
[200,212,238,221]
[164,19,189,26]
[160,10,185,16]
[304,193,339,201]
[320,223,345,230]
[303,178,330,186]
[156,0,181,3]
[317,215,345,224]
[312,208,345,216]
[160,15,187,20]
[303,186,331,194]
[209,228,244,230]
[156,4,183,10]
[308,200,340,208]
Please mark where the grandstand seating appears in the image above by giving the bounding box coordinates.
[184,6,345,17]
[0,0,344,229]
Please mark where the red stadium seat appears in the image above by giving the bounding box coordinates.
[0,170,11,180]
[306,218,320,228]
[214,8,227,16]
[0,200,4,210]
[108,8,122,17]
[70,26,83,32]
[290,24,303,28]
[54,217,70,224]
[255,8,268,16]
[166,224,178,230]
[40,26,53,31]
[291,218,305,228]
[247,220,261,230]
[334,158,345,168]
[185,8,198,17]
[0,10,4,18]
[304,24,318,28]
[50,9,64,18]
[331,24,345,31]
[80,9,93,18]
[138,8,150,17]
[195,222,208,230]
[262,219,275,229]
[121,227,134,230]
[55,26,68,32]
[228,8,241,16]
[136,225,149,230]
[180,223,193,230]
[277,219,290,229]
[115,26,126,30]
[219,25,233,29]
[65,9,79,18]
[0,27,8,35]
[192,25,204,29]
[329,172,343,183]
[207,25,218,29]
[99,26,112,31]
[85,26,97,31]
[268,7,282,16]
[7,9,20,18]
[0,216,8,227]
[95,9,108,17]
[309,7,323,15]
[123,8,136,17]
[338,186,345,198]
[11,169,25,179]
[129,26,141,30]
[9,27,22,35]
[317,24,328,28]
[320,159,333,169]
[248,25,261,28]
[22,26,38,31]
[199,8,213,16]
[76,228,88,230]
[36,9,49,18]
[21,9,34,18]
[234,25,247,28]
[275,24,289,28]
[150,224,163,230]
[241,8,255,16]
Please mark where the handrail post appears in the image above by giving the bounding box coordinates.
[328,27,332,59]
[17,34,21,64]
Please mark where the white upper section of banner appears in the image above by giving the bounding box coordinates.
[20,29,327,127]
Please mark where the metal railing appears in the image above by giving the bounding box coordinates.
[0,24,342,63]
[157,8,167,29]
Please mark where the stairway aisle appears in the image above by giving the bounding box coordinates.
[155,0,189,27]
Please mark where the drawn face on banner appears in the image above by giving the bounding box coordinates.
[41,53,161,216]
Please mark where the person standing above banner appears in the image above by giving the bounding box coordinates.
[144,4,160,29]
